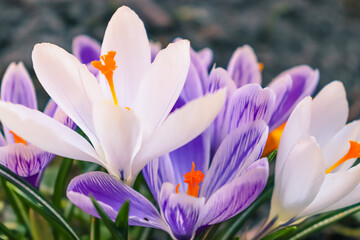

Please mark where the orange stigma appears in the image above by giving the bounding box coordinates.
[262,122,286,157]
[176,162,204,198]
[91,51,118,106]
[258,62,264,72]
[9,131,27,146]
[326,141,360,174]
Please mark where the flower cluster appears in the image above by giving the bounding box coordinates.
[0,5,359,240]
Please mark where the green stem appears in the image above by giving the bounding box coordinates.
[90,217,100,240]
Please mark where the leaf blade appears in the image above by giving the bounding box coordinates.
[90,195,125,240]
[0,164,79,240]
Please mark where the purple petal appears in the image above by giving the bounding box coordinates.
[197,48,213,71]
[179,63,205,103]
[67,172,167,230]
[72,35,101,76]
[0,144,54,177]
[266,75,292,131]
[0,133,6,147]
[23,172,42,188]
[143,154,176,202]
[268,65,319,130]
[150,42,161,63]
[207,67,237,152]
[43,99,58,118]
[199,158,269,227]
[1,62,37,143]
[53,107,77,130]
[190,47,210,93]
[201,121,268,199]
[159,183,205,240]
[227,45,261,87]
[168,132,210,193]
[224,84,275,134]
[1,62,37,109]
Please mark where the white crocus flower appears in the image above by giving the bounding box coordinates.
[267,81,360,229]
[0,6,226,185]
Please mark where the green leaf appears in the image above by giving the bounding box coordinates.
[29,209,54,240]
[261,226,297,240]
[90,195,125,240]
[53,158,73,209]
[267,150,277,164]
[286,203,360,240]
[0,164,79,240]
[90,217,100,240]
[1,178,30,228]
[115,201,129,239]
[0,221,18,240]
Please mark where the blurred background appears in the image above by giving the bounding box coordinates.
[1,0,360,239]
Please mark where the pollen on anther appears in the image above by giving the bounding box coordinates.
[326,141,360,174]
[258,62,264,72]
[92,51,118,106]
[9,130,27,146]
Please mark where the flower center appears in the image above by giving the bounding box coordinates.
[262,122,286,157]
[176,162,204,198]
[326,141,360,174]
[91,51,118,106]
[9,130,27,146]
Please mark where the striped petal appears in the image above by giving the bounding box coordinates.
[67,171,167,230]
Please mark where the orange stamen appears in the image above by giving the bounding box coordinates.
[91,51,118,106]
[262,122,286,157]
[125,107,131,111]
[177,162,204,198]
[258,62,264,72]
[326,141,360,174]
[9,130,27,146]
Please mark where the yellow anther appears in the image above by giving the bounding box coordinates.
[176,162,204,198]
[9,130,27,146]
[326,141,360,174]
[92,51,118,106]
[258,62,264,72]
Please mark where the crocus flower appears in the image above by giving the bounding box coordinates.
[0,6,226,185]
[66,67,275,239]
[66,119,269,240]
[0,62,75,188]
[265,81,360,232]
[176,45,319,155]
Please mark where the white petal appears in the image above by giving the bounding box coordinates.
[93,101,142,181]
[272,136,325,223]
[133,40,190,138]
[132,89,226,177]
[309,81,348,147]
[101,6,151,108]
[299,164,360,217]
[321,182,360,212]
[323,120,360,172]
[275,97,312,180]
[32,43,104,147]
[0,102,101,164]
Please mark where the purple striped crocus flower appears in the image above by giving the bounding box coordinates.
[66,71,275,239]
[0,62,75,188]
[175,44,319,156]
